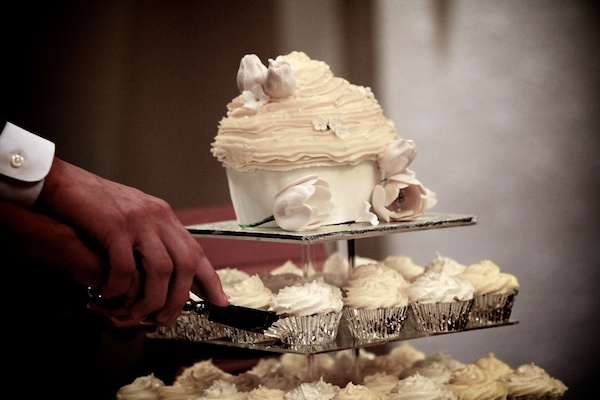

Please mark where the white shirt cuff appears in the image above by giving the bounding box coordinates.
[0,122,55,207]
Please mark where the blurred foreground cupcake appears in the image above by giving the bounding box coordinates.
[498,363,568,400]
[461,259,519,327]
[406,271,474,333]
[342,263,410,340]
[266,278,343,346]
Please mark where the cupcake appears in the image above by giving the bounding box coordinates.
[387,373,457,399]
[245,385,286,400]
[461,259,519,326]
[174,359,234,394]
[283,377,340,400]
[116,373,164,400]
[332,382,387,400]
[266,278,343,346]
[498,363,568,399]
[381,254,424,282]
[423,252,466,276]
[221,274,274,343]
[399,351,466,385]
[216,267,251,289]
[342,263,410,340]
[196,380,246,400]
[406,271,474,333]
[472,352,514,380]
[361,372,400,395]
[445,364,509,400]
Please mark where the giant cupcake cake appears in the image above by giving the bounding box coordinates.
[211,51,436,231]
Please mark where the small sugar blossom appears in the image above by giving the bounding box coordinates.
[311,116,350,138]
[242,85,270,111]
[273,175,334,231]
[371,169,434,222]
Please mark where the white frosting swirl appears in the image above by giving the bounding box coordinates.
[245,385,286,400]
[343,263,409,309]
[498,363,568,397]
[381,254,424,282]
[423,253,466,276]
[223,274,273,310]
[461,259,519,295]
[387,373,457,400]
[445,364,508,400]
[283,377,340,400]
[472,352,514,380]
[269,278,343,317]
[406,271,474,303]
[332,382,387,400]
[212,51,399,172]
[116,374,164,400]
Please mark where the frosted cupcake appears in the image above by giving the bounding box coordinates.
[283,378,340,400]
[406,271,474,332]
[196,380,246,400]
[216,267,251,289]
[461,259,519,326]
[399,351,466,385]
[342,263,410,340]
[473,352,514,380]
[498,363,568,400]
[266,278,343,346]
[245,385,286,400]
[423,252,466,276]
[332,382,387,400]
[116,373,164,400]
[361,372,400,395]
[381,254,424,282]
[445,364,509,400]
[222,274,274,343]
[387,373,457,399]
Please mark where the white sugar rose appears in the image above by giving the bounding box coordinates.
[264,58,296,98]
[380,139,418,175]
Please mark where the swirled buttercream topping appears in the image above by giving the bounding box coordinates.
[406,271,474,303]
[498,363,568,397]
[423,252,466,276]
[381,254,424,282]
[343,263,410,309]
[399,352,466,385]
[116,374,164,400]
[445,364,508,400]
[387,373,457,400]
[332,382,387,400]
[223,275,273,310]
[472,352,514,380]
[269,278,343,317]
[461,259,519,295]
[283,377,340,400]
[361,372,400,395]
[245,385,286,400]
[198,380,245,400]
[212,51,399,172]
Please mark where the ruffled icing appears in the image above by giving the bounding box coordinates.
[269,278,343,317]
[461,259,520,295]
[406,271,474,303]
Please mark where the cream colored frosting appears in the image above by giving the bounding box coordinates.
[498,363,568,398]
[381,254,424,282]
[216,268,251,289]
[461,259,519,295]
[212,51,399,173]
[406,271,474,303]
[116,374,164,400]
[343,263,409,309]
[472,353,514,380]
[387,373,457,400]
[258,372,302,392]
[361,372,400,395]
[332,382,387,400]
[423,252,466,276]
[174,360,233,393]
[223,274,273,310]
[245,385,286,400]
[269,278,343,316]
[399,352,466,385]
[197,380,245,400]
[445,364,508,400]
[283,377,340,400]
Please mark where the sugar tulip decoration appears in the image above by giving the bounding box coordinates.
[273,175,334,231]
[372,169,437,222]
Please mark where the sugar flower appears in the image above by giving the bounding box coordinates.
[236,54,267,93]
[355,201,379,226]
[371,169,434,222]
[242,85,270,111]
[379,139,418,175]
[273,175,334,231]
[264,58,296,98]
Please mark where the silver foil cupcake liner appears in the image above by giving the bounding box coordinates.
[409,299,473,333]
[342,306,409,340]
[264,312,342,346]
[467,291,517,327]
[225,327,271,344]
[155,311,227,342]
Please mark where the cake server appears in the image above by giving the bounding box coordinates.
[86,287,278,333]
[185,297,279,333]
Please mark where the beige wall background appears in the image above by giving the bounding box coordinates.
[4,0,598,397]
